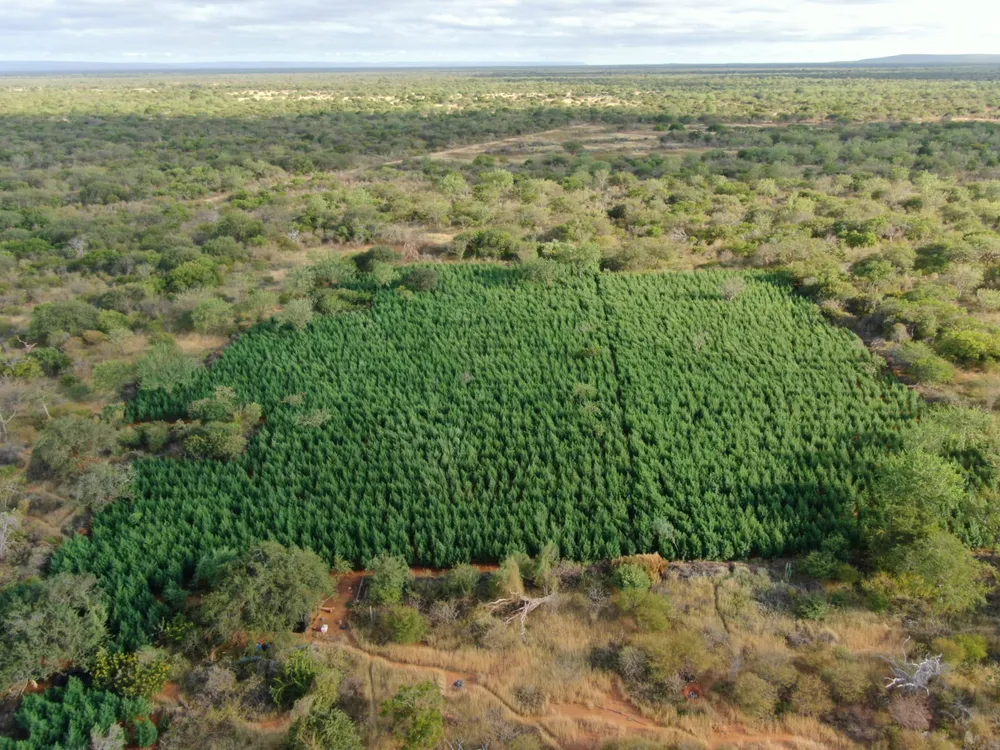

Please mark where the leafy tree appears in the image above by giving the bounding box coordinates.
[446,564,481,598]
[353,246,399,273]
[457,228,520,260]
[181,422,237,460]
[277,299,315,331]
[380,682,444,750]
[864,450,966,555]
[370,261,399,288]
[731,672,778,718]
[29,415,117,480]
[892,341,956,384]
[202,236,247,260]
[0,574,107,688]
[132,717,158,748]
[720,276,746,300]
[136,344,197,393]
[212,210,266,244]
[890,530,990,615]
[90,649,169,699]
[937,328,1000,363]
[379,606,428,644]
[367,555,410,605]
[191,298,235,334]
[73,462,134,511]
[167,257,220,292]
[193,547,240,589]
[401,268,440,292]
[311,254,357,286]
[28,300,100,343]
[198,542,331,641]
[27,347,72,377]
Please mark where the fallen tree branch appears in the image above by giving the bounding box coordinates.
[487,594,556,637]
[882,638,945,694]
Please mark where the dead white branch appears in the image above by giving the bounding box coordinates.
[0,513,20,560]
[488,593,555,637]
[883,638,945,694]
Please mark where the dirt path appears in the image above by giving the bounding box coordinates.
[302,571,831,750]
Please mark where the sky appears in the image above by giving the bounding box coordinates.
[2,0,999,65]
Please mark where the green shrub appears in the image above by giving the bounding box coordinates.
[354,246,399,273]
[28,346,72,376]
[133,717,158,747]
[634,629,710,681]
[457,228,521,260]
[933,633,988,666]
[288,707,362,750]
[91,649,169,699]
[613,563,652,591]
[936,328,1000,363]
[184,421,246,460]
[488,558,525,600]
[794,593,829,621]
[787,673,834,716]
[270,649,320,708]
[367,555,410,605]
[820,655,870,704]
[380,682,444,750]
[197,542,332,641]
[167,256,220,292]
[446,564,481,598]
[892,341,956,383]
[401,268,440,292]
[92,360,139,395]
[381,605,429,645]
[731,672,778,718]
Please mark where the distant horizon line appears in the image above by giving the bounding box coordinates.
[1,53,999,73]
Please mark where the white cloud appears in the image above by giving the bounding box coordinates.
[0,0,996,63]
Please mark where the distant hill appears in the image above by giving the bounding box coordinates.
[855,54,1000,65]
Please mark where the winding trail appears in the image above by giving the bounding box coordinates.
[300,571,835,749]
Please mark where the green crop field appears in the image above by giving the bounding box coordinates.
[54,266,919,646]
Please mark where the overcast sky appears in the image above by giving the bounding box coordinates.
[3,0,998,65]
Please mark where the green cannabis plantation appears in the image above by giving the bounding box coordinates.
[53,266,918,646]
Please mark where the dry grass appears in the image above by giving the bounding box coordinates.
[175,332,228,355]
[823,611,904,654]
[780,715,858,749]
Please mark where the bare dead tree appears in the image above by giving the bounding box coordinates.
[884,639,946,694]
[0,513,20,560]
[69,236,87,258]
[0,472,22,512]
[487,593,556,638]
[0,378,27,443]
[31,383,62,421]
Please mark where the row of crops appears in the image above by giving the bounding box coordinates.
[53,265,920,647]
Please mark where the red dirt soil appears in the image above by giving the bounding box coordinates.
[298,567,835,749]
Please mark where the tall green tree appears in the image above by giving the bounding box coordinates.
[198,542,331,641]
[0,574,108,688]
